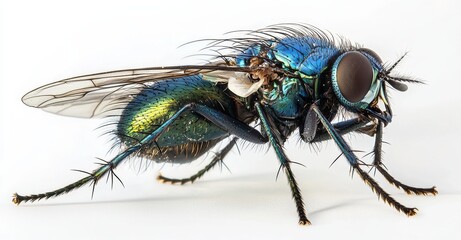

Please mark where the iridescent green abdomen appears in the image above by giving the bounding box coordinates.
[117,76,232,162]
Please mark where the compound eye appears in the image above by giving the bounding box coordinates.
[335,51,373,103]
[358,48,382,63]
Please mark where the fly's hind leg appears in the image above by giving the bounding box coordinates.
[372,121,437,195]
[13,103,265,205]
[157,137,238,184]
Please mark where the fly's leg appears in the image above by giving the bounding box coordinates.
[13,103,266,205]
[309,118,371,143]
[256,103,310,225]
[312,105,418,216]
[372,121,437,195]
[13,131,155,204]
[157,137,238,184]
[299,106,371,142]
[311,116,436,195]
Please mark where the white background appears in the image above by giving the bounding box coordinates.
[1,0,460,239]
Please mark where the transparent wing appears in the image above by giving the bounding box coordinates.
[22,64,248,118]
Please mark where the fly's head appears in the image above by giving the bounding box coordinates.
[330,48,421,125]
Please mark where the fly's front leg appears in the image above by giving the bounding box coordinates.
[300,105,319,142]
[372,121,437,195]
[311,105,418,216]
[157,138,238,184]
[256,103,310,225]
[300,102,374,143]
[306,117,371,143]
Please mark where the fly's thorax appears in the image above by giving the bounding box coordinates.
[265,36,341,119]
[272,37,339,76]
[261,77,312,120]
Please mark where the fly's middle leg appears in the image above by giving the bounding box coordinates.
[256,103,310,225]
[157,137,238,184]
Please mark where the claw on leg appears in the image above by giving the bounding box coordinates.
[156,173,190,185]
[299,218,311,226]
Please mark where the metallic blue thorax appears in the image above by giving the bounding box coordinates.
[236,36,340,119]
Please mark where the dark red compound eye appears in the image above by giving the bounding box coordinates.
[358,48,382,63]
[335,51,373,103]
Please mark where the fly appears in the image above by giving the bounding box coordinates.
[12,23,437,225]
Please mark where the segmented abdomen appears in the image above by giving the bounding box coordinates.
[117,75,232,163]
